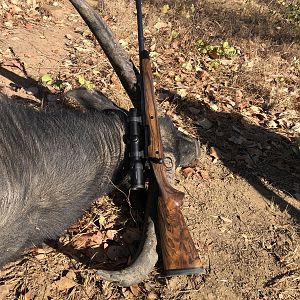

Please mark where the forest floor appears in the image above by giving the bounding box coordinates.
[0,0,300,299]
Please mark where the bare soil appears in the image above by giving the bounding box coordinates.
[0,0,299,299]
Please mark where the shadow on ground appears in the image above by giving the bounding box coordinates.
[161,89,300,224]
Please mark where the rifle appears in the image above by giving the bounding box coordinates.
[129,0,204,276]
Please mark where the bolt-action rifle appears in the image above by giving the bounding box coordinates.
[129,0,204,276]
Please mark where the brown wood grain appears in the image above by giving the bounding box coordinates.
[142,58,164,160]
[142,57,203,274]
[154,163,203,273]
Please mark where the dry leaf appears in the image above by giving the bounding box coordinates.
[129,285,141,296]
[24,290,33,300]
[182,167,195,177]
[239,101,249,110]
[154,21,169,30]
[235,89,243,102]
[249,105,261,114]
[72,231,104,249]
[292,123,300,133]
[182,61,193,71]
[175,167,182,177]
[98,216,106,226]
[53,276,76,291]
[119,39,128,47]
[35,245,53,254]
[11,5,22,14]
[122,289,134,299]
[210,104,219,111]
[161,4,170,14]
[208,49,221,59]
[0,284,13,300]
[167,277,180,291]
[25,23,33,29]
[147,291,158,300]
[277,118,286,128]
[34,253,46,261]
[106,229,118,240]
[143,282,153,291]
[177,88,187,98]
[267,120,278,128]
[210,146,222,161]
[174,74,181,82]
[219,216,233,223]
[4,21,13,28]
[200,170,210,180]
[66,270,76,280]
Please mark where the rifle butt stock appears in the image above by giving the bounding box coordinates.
[153,164,203,275]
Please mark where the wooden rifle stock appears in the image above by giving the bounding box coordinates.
[141,54,203,275]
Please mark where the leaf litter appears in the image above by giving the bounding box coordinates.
[0,0,300,299]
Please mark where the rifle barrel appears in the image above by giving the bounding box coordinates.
[136,0,145,54]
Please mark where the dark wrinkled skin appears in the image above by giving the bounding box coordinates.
[0,88,199,268]
[159,117,200,168]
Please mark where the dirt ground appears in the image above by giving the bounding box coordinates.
[0,0,300,299]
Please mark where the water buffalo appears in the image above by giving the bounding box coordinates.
[0,87,200,286]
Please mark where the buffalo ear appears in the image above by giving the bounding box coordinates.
[66,87,118,111]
